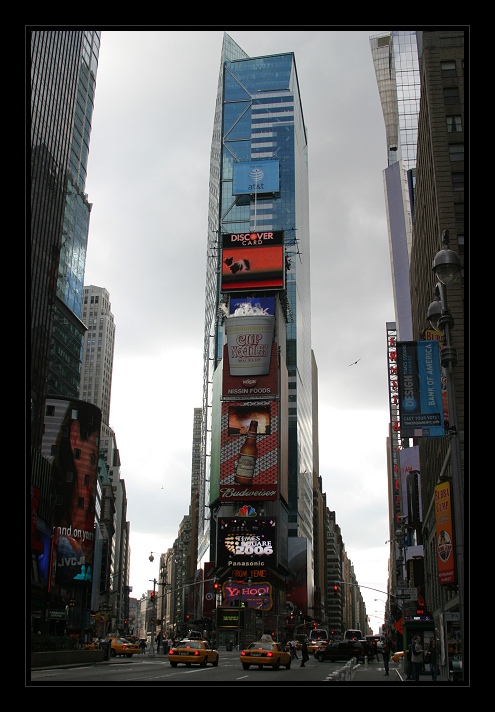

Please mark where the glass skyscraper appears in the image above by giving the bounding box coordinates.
[31,30,101,446]
[370,30,421,342]
[199,33,315,617]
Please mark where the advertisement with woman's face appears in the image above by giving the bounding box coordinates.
[43,398,102,585]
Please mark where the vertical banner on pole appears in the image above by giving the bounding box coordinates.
[396,340,445,438]
[434,481,455,585]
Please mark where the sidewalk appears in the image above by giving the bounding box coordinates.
[351,659,440,684]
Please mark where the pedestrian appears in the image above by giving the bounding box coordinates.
[426,638,439,681]
[381,638,390,676]
[139,639,147,655]
[289,640,298,659]
[300,640,310,667]
[405,640,413,679]
[411,635,424,682]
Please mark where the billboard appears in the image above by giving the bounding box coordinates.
[434,481,455,585]
[223,296,278,398]
[399,446,422,528]
[42,397,101,584]
[424,328,450,425]
[222,342,278,399]
[217,517,276,570]
[232,160,280,195]
[219,401,278,501]
[396,340,445,437]
[221,231,284,292]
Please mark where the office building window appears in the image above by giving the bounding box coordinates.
[447,115,462,132]
[443,87,460,105]
[440,60,456,76]
[452,172,464,191]
[449,144,464,161]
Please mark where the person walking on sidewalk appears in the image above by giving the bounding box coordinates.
[139,639,147,655]
[300,641,310,667]
[426,638,439,681]
[405,640,413,679]
[382,639,391,675]
[411,635,424,682]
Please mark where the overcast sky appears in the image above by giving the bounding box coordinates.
[83,29,394,629]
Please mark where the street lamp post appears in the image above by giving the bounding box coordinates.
[427,229,463,680]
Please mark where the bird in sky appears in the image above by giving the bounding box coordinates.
[348,358,361,366]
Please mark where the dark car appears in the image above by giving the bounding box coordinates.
[314,639,364,663]
[359,639,376,662]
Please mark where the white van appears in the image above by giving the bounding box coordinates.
[344,629,363,641]
[308,628,329,644]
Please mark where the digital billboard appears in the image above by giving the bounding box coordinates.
[221,231,284,292]
[222,342,278,399]
[219,401,278,501]
[232,160,280,195]
[42,397,101,584]
[217,517,276,569]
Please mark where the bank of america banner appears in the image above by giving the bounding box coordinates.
[397,340,445,438]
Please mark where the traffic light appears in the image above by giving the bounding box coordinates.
[333,584,339,596]
[150,591,155,603]
[213,578,220,592]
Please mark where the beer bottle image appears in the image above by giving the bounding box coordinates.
[235,420,258,485]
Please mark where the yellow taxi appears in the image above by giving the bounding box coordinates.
[240,640,292,670]
[168,639,219,668]
[82,641,99,650]
[103,637,141,657]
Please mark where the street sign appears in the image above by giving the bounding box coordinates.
[397,580,408,589]
[401,588,418,598]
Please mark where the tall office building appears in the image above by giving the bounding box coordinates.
[372,30,465,675]
[198,33,316,630]
[79,284,130,630]
[80,285,116,430]
[370,30,421,343]
[31,30,100,448]
[370,30,422,635]
[30,30,101,634]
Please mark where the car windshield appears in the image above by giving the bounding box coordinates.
[178,641,201,649]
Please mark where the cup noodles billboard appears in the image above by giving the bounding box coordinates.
[221,231,284,292]
[222,296,278,399]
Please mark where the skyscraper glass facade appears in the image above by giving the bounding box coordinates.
[370,30,420,342]
[31,30,100,444]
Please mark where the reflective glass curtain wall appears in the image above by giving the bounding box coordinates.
[31,30,100,445]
